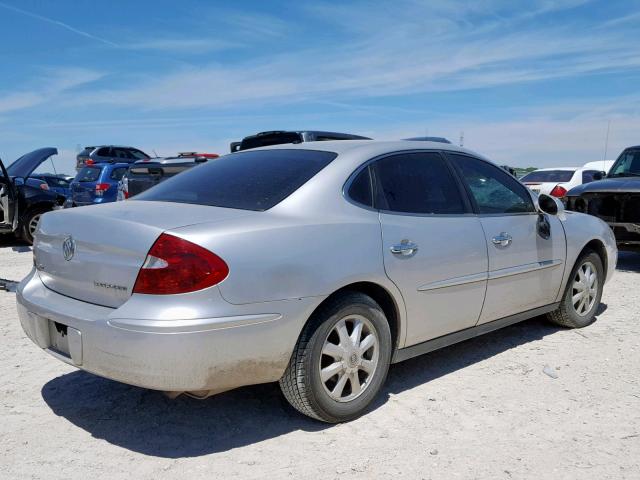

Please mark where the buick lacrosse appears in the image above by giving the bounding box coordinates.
[17,141,617,422]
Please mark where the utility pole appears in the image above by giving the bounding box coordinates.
[459,131,464,147]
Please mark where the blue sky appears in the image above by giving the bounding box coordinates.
[1,0,639,174]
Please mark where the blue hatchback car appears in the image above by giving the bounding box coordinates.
[67,162,129,207]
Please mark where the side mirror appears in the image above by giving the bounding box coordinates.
[538,193,564,216]
[592,171,604,181]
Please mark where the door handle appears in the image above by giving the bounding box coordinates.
[492,232,512,247]
[390,240,419,256]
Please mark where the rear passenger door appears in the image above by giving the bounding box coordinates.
[447,153,566,323]
[372,152,489,346]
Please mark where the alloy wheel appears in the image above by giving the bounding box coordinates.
[572,261,598,316]
[319,314,379,402]
[28,214,42,239]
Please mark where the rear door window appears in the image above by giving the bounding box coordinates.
[136,149,337,211]
[347,167,373,207]
[45,177,70,188]
[582,170,601,183]
[95,147,111,157]
[520,170,575,183]
[110,167,127,180]
[112,148,133,160]
[76,167,101,182]
[79,147,95,156]
[371,152,466,214]
[129,149,149,160]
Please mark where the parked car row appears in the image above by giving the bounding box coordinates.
[565,147,640,251]
[2,133,639,255]
[521,161,614,198]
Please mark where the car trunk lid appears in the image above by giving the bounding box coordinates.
[34,201,253,308]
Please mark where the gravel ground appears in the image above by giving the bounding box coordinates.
[1,235,639,479]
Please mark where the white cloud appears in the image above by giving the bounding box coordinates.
[0,68,104,114]
[370,109,640,168]
[56,1,639,111]
[126,38,240,54]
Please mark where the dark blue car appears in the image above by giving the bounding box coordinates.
[67,162,129,207]
[29,174,72,198]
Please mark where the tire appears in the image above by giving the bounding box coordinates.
[546,250,604,328]
[279,292,392,423]
[20,208,49,244]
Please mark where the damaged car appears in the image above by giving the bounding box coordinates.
[565,146,640,251]
[0,148,66,244]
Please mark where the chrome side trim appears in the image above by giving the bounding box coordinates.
[392,303,560,363]
[418,272,488,292]
[108,313,282,334]
[488,259,563,280]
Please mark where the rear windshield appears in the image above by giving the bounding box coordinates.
[76,166,101,182]
[239,132,303,151]
[78,147,96,157]
[520,170,575,183]
[135,149,337,211]
[45,177,70,187]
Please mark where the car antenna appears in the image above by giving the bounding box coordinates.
[602,120,611,173]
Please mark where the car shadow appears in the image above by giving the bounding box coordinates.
[0,235,31,251]
[617,251,640,273]
[40,315,570,458]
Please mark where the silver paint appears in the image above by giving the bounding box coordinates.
[16,140,617,395]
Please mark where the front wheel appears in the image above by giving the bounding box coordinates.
[20,208,48,244]
[279,292,392,423]
[546,250,604,328]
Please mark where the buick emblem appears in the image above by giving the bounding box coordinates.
[62,236,76,261]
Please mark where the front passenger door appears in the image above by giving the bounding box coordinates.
[447,153,566,323]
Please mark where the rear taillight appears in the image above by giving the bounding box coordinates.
[133,233,229,295]
[122,178,130,199]
[85,159,94,165]
[95,183,110,196]
[39,183,49,191]
[550,185,568,198]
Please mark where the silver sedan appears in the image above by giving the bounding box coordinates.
[16,141,617,422]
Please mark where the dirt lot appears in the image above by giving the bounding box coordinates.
[1,236,639,480]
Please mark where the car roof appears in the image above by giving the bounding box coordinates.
[132,157,209,165]
[529,167,579,171]
[83,162,131,168]
[87,145,140,150]
[245,139,486,159]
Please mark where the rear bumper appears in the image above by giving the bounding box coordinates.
[16,270,321,393]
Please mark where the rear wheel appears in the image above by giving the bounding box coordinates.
[279,292,392,423]
[546,250,604,328]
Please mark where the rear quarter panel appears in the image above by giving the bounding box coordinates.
[170,207,394,305]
